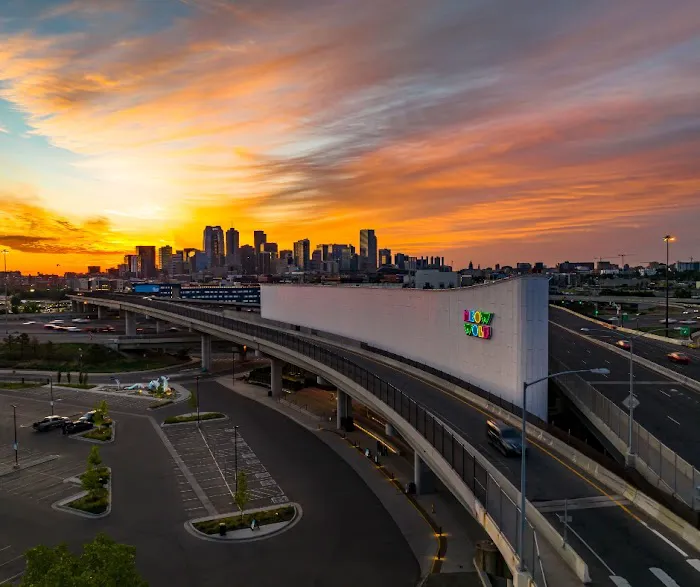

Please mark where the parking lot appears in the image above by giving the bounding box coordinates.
[164,419,288,515]
[0,542,25,586]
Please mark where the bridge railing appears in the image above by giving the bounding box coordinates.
[551,356,700,510]
[83,293,546,584]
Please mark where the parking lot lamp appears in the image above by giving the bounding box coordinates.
[234,425,239,490]
[2,249,8,334]
[50,376,54,415]
[196,375,200,427]
[663,235,675,337]
[518,367,610,572]
[11,404,18,468]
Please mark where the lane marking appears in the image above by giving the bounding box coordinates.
[563,523,615,575]
[638,521,688,558]
[686,559,700,574]
[660,390,671,397]
[649,567,680,586]
[0,571,24,585]
[609,577,632,587]
[667,416,681,426]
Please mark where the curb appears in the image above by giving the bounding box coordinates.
[551,320,700,393]
[69,422,117,444]
[161,413,228,427]
[184,503,303,543]
[0,454,60,478]
[52,467,112,519]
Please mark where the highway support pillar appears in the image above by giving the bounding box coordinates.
[317,375,330,386]
[270,358,283,398]
[156,321,163,334]
[201,334,212,372]
[124,311,136,336]
[414,452,435,495]
[97,306,106,320]
[255,349,263,358]
[337,390,354,432]
[71,300,79,313]
[385,422,395,437]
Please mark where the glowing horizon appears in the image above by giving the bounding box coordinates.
[1,0,699,274]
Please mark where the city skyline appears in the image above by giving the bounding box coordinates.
[1,0,700,273]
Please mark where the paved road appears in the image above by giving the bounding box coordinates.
[333,346,700,587]
[549,307,700,469]
[0,382,419,586]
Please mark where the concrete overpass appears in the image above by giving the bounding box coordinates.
[550,294,700,306]
[71,291,700,587]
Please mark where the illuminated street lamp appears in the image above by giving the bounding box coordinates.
[2,249,8,334]
[663,235,675,337]
[518,367,610,572]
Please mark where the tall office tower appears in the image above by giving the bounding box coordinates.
[253,231,267,253]
[239,245,257,274]
[158,245,173,275]
[263,242,278,257]
[124,254,139,276]
[225,228,240,263]
[316,244,332,262]
[359,229,377,271]
[293,239,311,270]
[258,251,272,274]
[311,248,323,271]
[203,226,224,268]
[135,246,156,279]
[394,252,406,270]
[378,248,392,266]
[171,250,185,275]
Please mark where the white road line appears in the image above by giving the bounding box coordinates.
[667,416,681,426]
[639,521,688,557]
[0,555,23,569]
[687,559,700,573]
[0,547,10,553]
[609,577,631,587]
[649,568,680,586]
[0,571,23,585]
[659,390,671,397]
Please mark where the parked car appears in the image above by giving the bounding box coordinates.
[79,410,112,427]
[616,340,631,351]
[486,419,523,457]
[667,352,690,365]
[33,415,70,432]
[63,420,93,434]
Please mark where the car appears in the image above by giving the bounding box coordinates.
[486,419,523,457]
[63,420,93,435]
[667,352,690,365]
[99,326,115,332]
[71,318,91,323]
[136,328,145,333]
[22,321,37,325]
[32,415,70,432]
[660,318,678,324]
[64,326,81,332]
[168,327,179,332]
[616,340,631,351]
[79,410,112,427]
[43,323,58,330]
[49,319,64,324]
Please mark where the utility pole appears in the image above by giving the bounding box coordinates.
[663,235,674,337]
[11,404,18,469]
[2,250,8,334]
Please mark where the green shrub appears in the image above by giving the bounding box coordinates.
[193,506,295,535]
[83,428,112,441]
[163,412,225,424]
[67,493,109,514]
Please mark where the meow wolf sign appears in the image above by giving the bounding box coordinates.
[463,309,493,339]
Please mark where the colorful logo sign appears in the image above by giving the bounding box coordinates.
[463,309,493,339]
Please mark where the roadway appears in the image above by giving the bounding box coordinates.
[75,293,700,586]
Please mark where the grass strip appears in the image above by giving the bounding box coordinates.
[193,506,295,535]
[164,412,225,424]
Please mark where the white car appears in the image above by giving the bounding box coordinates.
[64,326,81,332]
[49,319,64,324]
[71,318,91,323]
[660,318,678,324]
[22,321,37,325]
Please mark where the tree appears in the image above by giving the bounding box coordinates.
[78,372,83,385]
[10,294,21,314]
[31,336,39,357]
[94,399,108,429]
[66,372,71,384]
[45,340,54,362]
[18,333,30,358]
[21,533,148,587]
[234,471,250,518]
[83,372,88,386]
[56,370,62,383]
[82,446,106,498]
[87,445,102,469]
[4,334,13,350]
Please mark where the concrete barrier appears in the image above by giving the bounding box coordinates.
[551,320,700,393]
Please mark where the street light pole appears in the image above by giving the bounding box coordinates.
[196,375,200,427]
[2,249,8,335]
[50,376,54,415]
[663,235,674,337]
[11,404,18,468]
[627,339,634,466]
[234,424,239,490]
[232,347,235,389]
[517,367,610,572]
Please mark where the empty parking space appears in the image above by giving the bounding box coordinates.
[0,453,85,505]
[0,386,153,415]
[163,420,287,515]
[0,544,25,586]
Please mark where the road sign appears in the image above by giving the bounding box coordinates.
[622,395,640,410]
[680,327,690,337]
[12,442,18,451]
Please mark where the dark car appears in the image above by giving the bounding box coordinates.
[616,340,631,351]
[80,410,112,426]
[63,420,93,435]
[486,419,523,457]
[33,415,70,432]
[668,352,690,365]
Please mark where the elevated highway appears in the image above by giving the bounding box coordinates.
[550,295,700,306]
[73,292,700,587]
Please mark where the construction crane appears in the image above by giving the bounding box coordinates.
[618,253,634,269]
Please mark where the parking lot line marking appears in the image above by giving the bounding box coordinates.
[0,547,9,553]
[0,555,23,570]
[0,571,24,585]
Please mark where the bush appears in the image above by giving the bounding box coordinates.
[193,506,295,535]
[163,412,225,424]
[67,493,109,514]
[83,427,112,441]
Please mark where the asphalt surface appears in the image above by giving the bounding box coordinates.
[549,307,700,469]
[73,294,700,585]
[0,381,418,587]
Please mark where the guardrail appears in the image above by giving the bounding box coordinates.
[551,356,700,510]
[78,293,547,584]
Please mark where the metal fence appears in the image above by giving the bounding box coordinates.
[83,293,545,584]
[551,357,700,510]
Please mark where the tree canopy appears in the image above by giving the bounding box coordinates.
[21,533,147,587]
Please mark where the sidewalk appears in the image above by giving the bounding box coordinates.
[217,376,486,584]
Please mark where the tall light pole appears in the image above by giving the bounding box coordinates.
[49,376,54,415]
[234,424,239,490]
[196,375,200,427]
[518,367,610,572]
[11,404,18,469]
[232,347,235,389]
[2,249,8,335]
[663,235,674,337]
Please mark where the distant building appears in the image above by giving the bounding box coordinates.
[192,251,208,272]
[311,248,323,271]
[678,261,700,272]
[254,231,267,253]
[171,250,185,275]
[316,244,332,262]
[378,248,392,266]
[158,246,172,274]
[263,242,278,257]
[412,269,459,289]
[87,266,101,275]
[203,226,224,268]
[135,246,156,279]
[225,228,239,263]
[239,245,257,275]
[293,239,311,271]
[557,261,594,273]
[359,229,377,271]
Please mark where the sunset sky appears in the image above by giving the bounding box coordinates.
[1,0,699,274]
